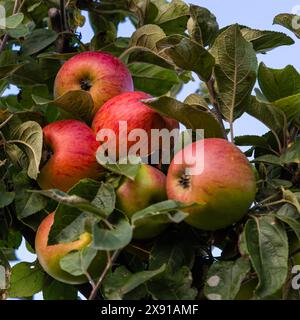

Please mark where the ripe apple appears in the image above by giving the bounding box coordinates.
[116,164,168,239]
[54,51,134,116]
[92,91,179,160]
[166,138,256,230]
[35,212,106,284]
[37,119,103,192]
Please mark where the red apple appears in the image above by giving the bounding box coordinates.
[54,51,134,116]
[91,91,179,160]
[37,120,103,192]
[35,212,106,284]
[116,164,168,239]
[166,138,256,230]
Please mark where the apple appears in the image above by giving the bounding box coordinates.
[37,119,103,192]
[54,51,134,116]
[116,164,168,239]
[35,212,106,284]
[166,138,256,230]
[92,91,179,160]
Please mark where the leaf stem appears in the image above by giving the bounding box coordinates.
[206,78,228,140]
[88,250,120,300]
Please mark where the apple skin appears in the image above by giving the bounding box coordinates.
[166,138,256,231]
[91,91,179,160]
[54,51,134,116]
[37,120,103,192]
[116,164,168,239]
[35,212,106,284]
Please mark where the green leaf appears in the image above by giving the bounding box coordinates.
[22,29,58,56]
[92,212,133,251]
[0,63,26,81]
[273,14,300,39]
[241,28,294,53]
[204,257,251,300]
[148,266,197,300]
[241,215,288,299]
[43,280,78,300]
[60,247,97,277]
[234,135,270,150]
[188,4,219,46]
[153,0,189,35]
[96,154,141,180]
[252,154,283,166]
[276,204,300,242]
[149,231,195,272]
[247,97,287,134]
[9,262,45,298]
[7,121,43,180]
[128,62,180,96]
[258,63,300,102]
[103,264,166,300]
[211,24,257,122]
[4,13,24,29]
[0,182,15,208]
[282,190,300,213]
[157,35,215,81]
[273,93,300,121]
[144,95,224,138]
[33,90,94,122]
[12,171,48,219]
[92,183,116,216]
[281,138,300,164]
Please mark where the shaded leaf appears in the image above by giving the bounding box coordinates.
[276,204,300,242]
[273,93,300,121]
[43,280,78,300]
[273,14,300,39]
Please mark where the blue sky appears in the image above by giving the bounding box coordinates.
[11,0,300,298]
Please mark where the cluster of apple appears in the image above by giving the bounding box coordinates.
[34,51,257,285]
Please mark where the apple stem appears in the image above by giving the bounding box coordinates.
[206,78,228,140]
[88,250,120,300]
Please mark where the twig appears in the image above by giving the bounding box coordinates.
[88,250,120,300]
[0,0,20,52]
[206,78,228,140]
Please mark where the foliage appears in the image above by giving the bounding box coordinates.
[0,0,300,301]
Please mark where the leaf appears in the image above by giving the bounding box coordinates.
[0,182,15,208]
[103,264,166,300]
[33,90,94,122]
[252,154,283,166]
[4,13,24,29]
[234,135,270,150]
[96,154,141,180]
[241,215,288,298]
[258,63,300,102]
[273,93,300,121]
[282,190,300,213]
[157,35,215,81]
[148,266,197,300]
[60,247,97,277]
[188,4,219,46]
[92,211,133,251]
[0,265,6,291]
[184,93,209,109]
[281,138,300,164]
[43,280,78,300]
[276,204,300,242]
[241,28,294,53]
[273,14,300,39]
[204,257,251,300]
[0,63,26,81]
[149,231,195,272]
[8,121,43,180]
[9,262,45,298]
[92,183,116,216]
[153,0,189,35]
[247,97,287,134]
[211,24,257,122]
[144,95,224,138]
[12,171,48,219]
[128,62,180,96]
[22,29,58,56]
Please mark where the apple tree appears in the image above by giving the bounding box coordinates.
[1,0,300,300]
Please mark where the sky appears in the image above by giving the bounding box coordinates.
[10,0,300,298]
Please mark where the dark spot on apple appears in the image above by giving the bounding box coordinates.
[80,79,92,91]
[179,173,191,189]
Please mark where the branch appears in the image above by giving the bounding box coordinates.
[88,250,120,300]
[206,78,228,140]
